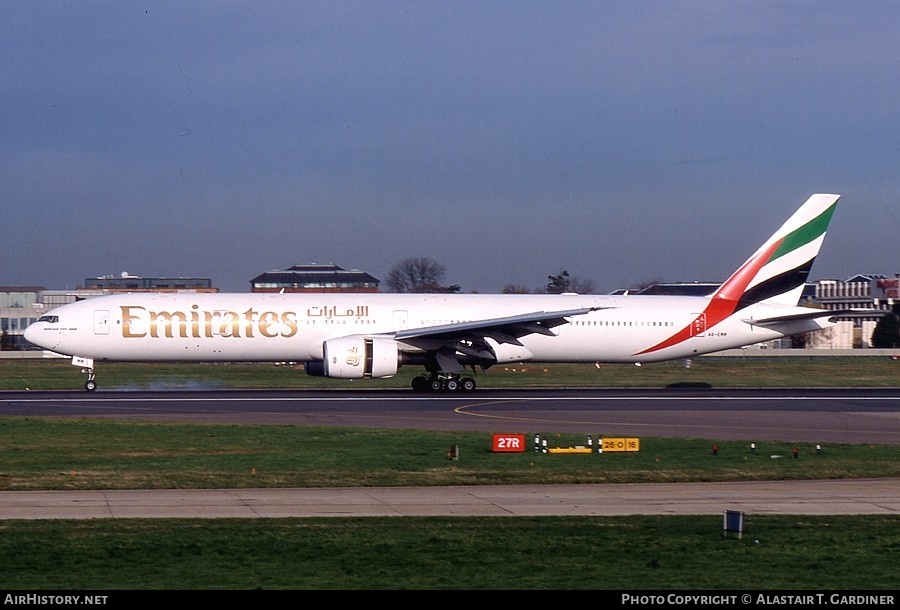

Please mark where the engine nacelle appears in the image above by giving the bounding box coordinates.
[319,335,400,379]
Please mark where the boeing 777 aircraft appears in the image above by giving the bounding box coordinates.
[26,193,847,392]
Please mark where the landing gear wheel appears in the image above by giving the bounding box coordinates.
[81,366,97,392]
[413,372,478,393]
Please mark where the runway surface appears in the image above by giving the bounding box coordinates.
[2,387,898,443]
[1,387,897,519]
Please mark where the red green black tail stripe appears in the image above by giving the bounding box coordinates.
[635,196,838,356]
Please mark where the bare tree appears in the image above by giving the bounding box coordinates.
[545,270,595,294]
[385,257,459,293]
[546,270,571,294]
[569,276,595,294]
[789,332,811,349]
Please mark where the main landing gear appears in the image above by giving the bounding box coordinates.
[411,373,477,393]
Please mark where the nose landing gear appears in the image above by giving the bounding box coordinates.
[72,356,97,392]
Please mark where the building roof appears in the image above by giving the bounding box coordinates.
[635,282,719,296]
[84,276,213,289]
[250,263,380,286]
[845,273,887,283]
[0,286,47,293]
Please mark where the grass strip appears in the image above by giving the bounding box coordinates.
[1,515,896,589]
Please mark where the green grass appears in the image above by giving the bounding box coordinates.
[1,516,896,589]
[0,419,897,491]
[2,356,899,391]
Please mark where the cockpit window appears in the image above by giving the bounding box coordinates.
[38,315,59,323]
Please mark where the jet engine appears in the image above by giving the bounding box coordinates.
[309,335,400,379]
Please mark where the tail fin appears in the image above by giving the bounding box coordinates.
[635,193,840,357]
[712,193,840,309]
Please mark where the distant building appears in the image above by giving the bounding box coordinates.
[634,282,718,296]
[250,263,380,293]
[84,273,216,293]
[813,274,898,349]
[0,286,46,308]
[0,286,46,350]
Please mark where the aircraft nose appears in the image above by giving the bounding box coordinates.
[23,321,39,345]
[23,320,53,349]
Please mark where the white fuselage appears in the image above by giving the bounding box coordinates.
[24,291,832,366]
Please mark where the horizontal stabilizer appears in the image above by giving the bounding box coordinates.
[741,308,875,328]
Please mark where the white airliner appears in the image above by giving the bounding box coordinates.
[26,194,848,392]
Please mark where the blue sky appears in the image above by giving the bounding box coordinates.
[3,1,898,293]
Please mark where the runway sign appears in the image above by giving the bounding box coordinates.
[492,433,526,453]
[601,437,640,452]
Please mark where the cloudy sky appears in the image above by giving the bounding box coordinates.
[3,1,898,293]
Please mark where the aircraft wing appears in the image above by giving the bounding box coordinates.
[393,307,601,346]
[390,307,605,371]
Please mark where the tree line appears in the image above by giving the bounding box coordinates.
[384,256,596,295]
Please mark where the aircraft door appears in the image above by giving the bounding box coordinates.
[94,310,110,335]
[393,310,408,331]
[209,310,231,337]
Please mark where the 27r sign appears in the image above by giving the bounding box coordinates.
[492,434,526,453]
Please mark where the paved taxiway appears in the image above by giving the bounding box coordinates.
[1,479,897,520]
[1,388,897,519]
